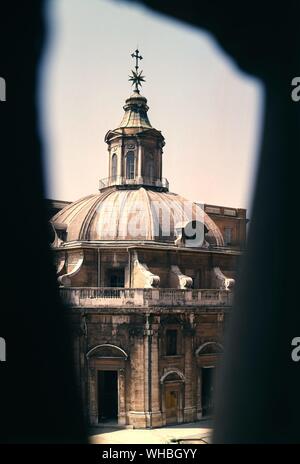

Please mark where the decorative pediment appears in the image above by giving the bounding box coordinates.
[160,369,185,384]
[86,344,128,360]
[195,342,223,356]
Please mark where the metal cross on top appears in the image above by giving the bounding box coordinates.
[129,49,146,93]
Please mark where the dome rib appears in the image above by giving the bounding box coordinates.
[78,189,112,241]
[140,188,155,240]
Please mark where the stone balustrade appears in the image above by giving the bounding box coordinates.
[99,176,169,191]
[59,287,233,307]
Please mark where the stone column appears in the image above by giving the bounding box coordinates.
[144,329,150,428]
[183,324,197,423]
[118,140,124,183]
[196,368,202,419]
[159,149,162,180]
[150,323,163,427]
[88,364,98,425]
[118,368,126,425]
[137,141,143,182]
[128,332,147,428]
[79,319,88,420]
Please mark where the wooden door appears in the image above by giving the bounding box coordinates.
[165,389,178,424]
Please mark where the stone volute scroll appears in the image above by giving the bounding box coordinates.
[169,265,193,289]
[132,250,160,288]
[58,252,84,287]
[213,267,235,291]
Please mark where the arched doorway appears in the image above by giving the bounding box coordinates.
[195,342,223,418]
[86,344,128,425]
[160,370,185,425]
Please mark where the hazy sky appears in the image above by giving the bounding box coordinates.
[40,0,263,209]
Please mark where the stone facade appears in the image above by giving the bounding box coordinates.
[66,297,229,428]
[54,241,241,428]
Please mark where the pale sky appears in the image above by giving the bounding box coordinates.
[40,0,263,210]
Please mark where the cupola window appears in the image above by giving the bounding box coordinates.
[126,151,135,179]
[111,153,117,180]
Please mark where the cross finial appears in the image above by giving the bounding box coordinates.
[129,49,145,93]
[131,49,143,70]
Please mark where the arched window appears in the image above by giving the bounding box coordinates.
[111,153,117,180]
[126,151,135,179]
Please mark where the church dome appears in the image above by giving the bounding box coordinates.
[51,51,224,249]
[51,187,224,246]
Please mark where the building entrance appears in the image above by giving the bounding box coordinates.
[201,367,215,416]
[165,389,178,424]
[98,370,118,423]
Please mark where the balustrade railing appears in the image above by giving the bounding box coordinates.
[99,176,169,190]
[60,287,232,307]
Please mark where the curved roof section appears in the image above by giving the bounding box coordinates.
[51,187,224,246]
[119,91,152,129]
[104,90,164,143]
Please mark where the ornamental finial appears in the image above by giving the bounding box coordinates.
[129,49,145,93]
